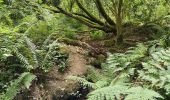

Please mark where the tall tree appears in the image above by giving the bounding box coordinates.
[48,0,125,44]
[48,0,170,44]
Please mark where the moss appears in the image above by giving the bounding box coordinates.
[104,39,115,47]
[58,38,79,46]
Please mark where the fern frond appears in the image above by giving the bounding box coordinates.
[139,47,170,87]
[0,47,12,61]
[88,42,170,100]
[88,86,163,100]
[86,66,106,82]
[41,40,59,71]
[125,86,163,100]
[87,85,129,100]
[164,83,170,95]
[67,76,94,88]
[42,33,58,47]
[12,47,33,70]
[105,43,147,74]
[94,80,109,89]
[2,72,36,100]
[126,43,148,56]
[23,35,38,68]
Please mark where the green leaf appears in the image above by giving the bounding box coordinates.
[21,72,36,89]
[2,72,36,100]
[88,85,129,100]
[125,86,163,100]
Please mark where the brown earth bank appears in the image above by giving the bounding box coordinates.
[15,45,89,100]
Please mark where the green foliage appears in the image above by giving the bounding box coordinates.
[1,0,170,100]
[127,0,170,23]
[0,1,68,99]
[53,15,87,39]
[88,86,163,100]
[125,86,163,100]
[90,30,106,40]
[159,35,170,47]
[0,32,68,99]
[0,72,36,100]
[138,46,170,98]
[88,85,128,100]
[67,76,94,88]
[68,39,170,100]
[104,43,147,77]
[0,0,3,3]
[13,47,34,70]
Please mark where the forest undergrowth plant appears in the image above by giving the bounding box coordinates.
[68,38,170,100]
[0,33,68,100]
[0,1,70,99]
[0,72,36,100]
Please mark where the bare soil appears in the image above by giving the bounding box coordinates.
[15,45,89,100]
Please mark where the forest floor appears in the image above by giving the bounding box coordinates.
[79,32,149,53]
[16,31,150,100]
[40,45,89,100]
[16,45,89,100]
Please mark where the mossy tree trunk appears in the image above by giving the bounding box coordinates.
[50,0,126,45]
[115,0,124,45]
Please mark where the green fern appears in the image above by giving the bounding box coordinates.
[87,85,128,100]
[87,86,163,100]
[1,72,36,100]
[125,86,163,100]
[41,40,59,71]
[12,47,33,70]
[105,43,147,74]
[139,47,170,88]
[75,43,151,100]
[24,35,39,68]
[85,42,170,100]
[0,33,68,99]
[67,76,95,88]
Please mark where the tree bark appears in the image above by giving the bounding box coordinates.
[115,0,124,45]
[95,0,115,26]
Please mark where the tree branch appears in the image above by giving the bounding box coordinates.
[95,0,115,26]
[75,0,105,26]
[56,7,105,30]
[73,13,93,20]
[47,2,117,33]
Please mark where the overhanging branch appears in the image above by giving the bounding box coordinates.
[95,0,115,26]
[56,7,105,30]
[75,0,105,26]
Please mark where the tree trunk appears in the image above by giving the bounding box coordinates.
[116,34,123,45]
[115,17,123,45]
[50,0,125,45]
[115,0,124,46]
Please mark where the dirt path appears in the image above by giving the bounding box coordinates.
[62,45,88,76]
[27,45,89,100]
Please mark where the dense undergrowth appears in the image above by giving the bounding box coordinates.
[0,0,170,100]
[69,37,170,100]
[0,0,70,99]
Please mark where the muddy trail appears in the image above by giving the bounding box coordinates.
[15,44,90,100]
[15,31,150,100]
